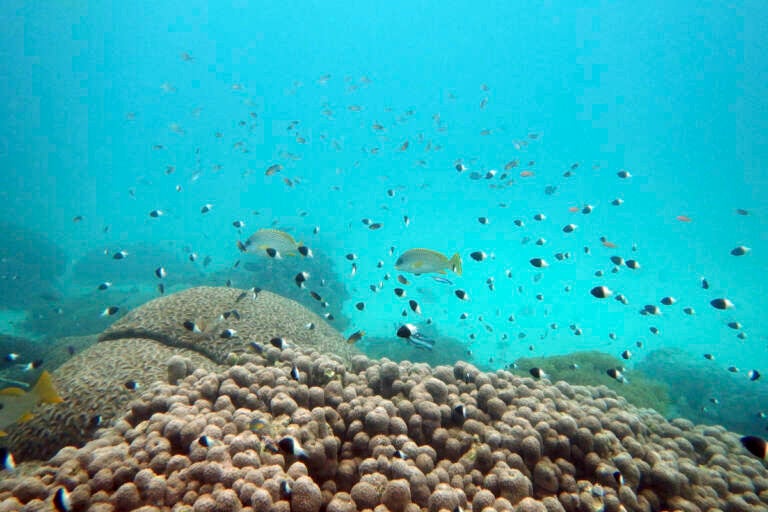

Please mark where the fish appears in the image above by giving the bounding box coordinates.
[290,364,300,381]
[591,286,612,299]
[100,306,119,317]
[112,250,129,260]
[529,258,548,268]
[625,259,640,270]
[18,359,43,372]
[53,487,71,512]
[0,447,14,471]
[155,267,167,279]
[562,224,577,233]
[200,204,213,214]
[240,229,301,257]
[395,249,463,276]
[0,371,63,436]
[454,289,469,301]
[97,282,112,290]
[606,368,628,383]
[265,164,283,176]
[294,272,309,288]
[529,368,547,379]
[278,436,308,459]
[741,435,768,459]
[408,300,421,314]
[220,328,237,339]
[124,380,139,390]
[346,330,365,344]
[270,337,289,350]
[470,251,488,262]
[431,276,453,285]
[710,298,734,310]
[149,209,164,218]
[183,320,203,333]
[451,404,467,424]
[617,170,632,179]
[611,198,624,206]
[731,245,750,256]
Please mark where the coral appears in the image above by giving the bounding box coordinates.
[1,346,766,512]
[5,338,221,461]
[98,286,355,364]
[514,350,671,413]
[637,347,768,434]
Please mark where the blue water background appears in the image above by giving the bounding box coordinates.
[1,1,766,374]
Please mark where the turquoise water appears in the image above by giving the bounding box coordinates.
[1,3,766,416]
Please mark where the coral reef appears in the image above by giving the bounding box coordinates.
[361,333,471,368]
[514,351,671,414]
[0,221,67,309]
[236,246,351,331]
[98,286,353,364]
[2,346,768,511]
[4,286,354,462]
[4,338,222,461]
[637,348,768,435]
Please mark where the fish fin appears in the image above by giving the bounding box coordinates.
[0,387,26,397]
[0,431,6,437]
[32,371,63,404]
[450,253,463,276]
[19,412,34,422]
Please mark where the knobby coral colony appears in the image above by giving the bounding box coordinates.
[2,346,768,511]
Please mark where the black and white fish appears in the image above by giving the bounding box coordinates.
[278,436,308,459]
[100,306,119,317]
[0,447,14,471]
[741,435,768,459]
[52,487,71,512]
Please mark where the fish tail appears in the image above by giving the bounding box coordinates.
[32,371,63,404]
[450,253,463,276]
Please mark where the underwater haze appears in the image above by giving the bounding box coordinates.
[1,1,767,431]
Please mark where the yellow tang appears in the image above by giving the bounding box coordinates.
[239,228,301,257]
[0,371,63,436]
[395,248,463,276]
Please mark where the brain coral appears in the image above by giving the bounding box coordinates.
[1,347,767,512]
[4,338,221,461]
[4,286,356,462]
[98,286,354,364]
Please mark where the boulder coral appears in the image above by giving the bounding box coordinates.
[1,345,767,511]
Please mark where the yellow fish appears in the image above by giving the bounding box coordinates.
[0,371,63,436]
[238,229,301,257]
[395,249,463,276]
